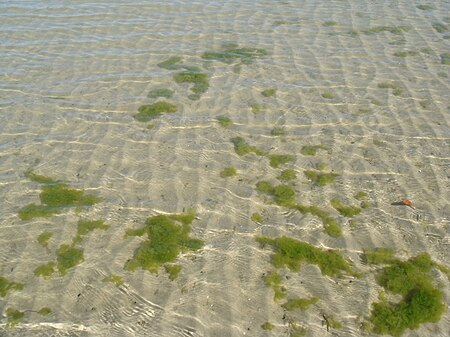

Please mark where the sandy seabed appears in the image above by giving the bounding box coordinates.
[0,1,449,336]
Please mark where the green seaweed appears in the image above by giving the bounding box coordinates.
[330,198,361,217]
[216,115,233,127]
[19,204,57,220]
[250,102,262,113]
[103,274,124,287]
[25,170,56,184]
[6,308,24,327]
[441,53,450,65]
[256,181,296,206]
[41,184,101,208]
[0,277,24,297]
[38,307,52,316]
[321,92,335,99]
[364,26,411,35]
[269,154,294,168]
[124,212,203,274]
[367,252,446,336]
[56,244,84,276]
[261,88,276,97]
[417,4,433,10]
[256,236,355,277]
[353,191,368,200]
[220,167,237,178]
[300,144,329,156]
[393,50,418,57]
[202,47,267,64]
[261,322,274,330]
[323,21,337,27]
[147,88,174,99]
[37,231,53,248]
[230,137,266,156]
[290,324,307,337]
[282,296,318,311]
[73,219,109,244]
[432,22,448,33]
[134,101,177,122]
[173,71,209,100]
[377,82,403,96]
[34,262,56,278]
[304,170,339,186]
[164,264,182,281]
[251,213,263,223]
[263,270,286,300]
[360,200,371,208]
[362,248,396,265]
[271,126,286,136]
[157,56,183,70]
[277,169,296,182]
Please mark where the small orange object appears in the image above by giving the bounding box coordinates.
[399,199,414,209]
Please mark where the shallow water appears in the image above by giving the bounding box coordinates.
[1,1,449,336]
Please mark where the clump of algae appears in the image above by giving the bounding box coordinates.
[330,198,361,217]
[124,211,204,277]
[282,296,319,311]
[362,250,447,336]
[157,56,183,70]
[134,101,177,122]
[220,167,237,178]
[6,308,24,327]
[73,219,110,244]
[0,277,24,297]
[304,170,339,186]
[103,274,124,287]
[173,70,209,100]
[268,154,294,168]
[230,137,267,156]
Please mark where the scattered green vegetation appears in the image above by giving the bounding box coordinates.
[220,167,237,178]
[256,236,356,277]
[37,231,53,248]
[364,26,411,35]
[157,56,183,70]
[251,213,263,223]
[0,276,24,297]
[256,181,296,206]
[230,137,266,156]
[362,248,396,265]
[261,322,274,330]
[34,262,56,278]
[164,264,182,281]
[269,154,294,168]
[25,170,56,184]
[323,21,337,27]
[432,22,448,33]
[329,318,343,329]
[261,88,276,97]
[18,204,57,220]
[330,198,361,217]
[282,296,319,311]
[250,102,262,113]
[364,251,446,336]
[441,53,450,65]
[321,92,335,99]
[124,212,204,275]
[147,88,174,99]
[377,82,403,96]
[103,274,124,287]
[73,219,109,244]
[216,115,233,127]
[393,50,418,57]
[353,191,368,200]
[315,162,328,171]
[277,169,297,182]
[304,170,339,186]
[56,244,84,276]
[202,46,267,64]
[38,307,52,316]
[173,70,209,100]
[263,270,286,300]
[417,4,433,10]
[360,200,371,208]
[290,324,307,337]
[134,101,177,122]
[271,126,286,136]
[300,144,329,156]
[6,308,24,327]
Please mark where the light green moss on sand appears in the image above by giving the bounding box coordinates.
[157,56,183,70]
[147,88,174,99]
[73,219,109,244]
[304,170,339,186]
[282,296,319,311]
[330,198,361,217]
[263,270,286,300]
[269,154,294,168]
[134,101,177,122]
[37,231,53,248]
[56,244,84,276]
[220,167,237,178]
[0,277,24,297]
[34,262,56,278]
[103,274,124,287]
[173,70,209,100]
[230,137,267,156]
[6,308,24,327]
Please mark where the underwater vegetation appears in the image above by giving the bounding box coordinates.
[364,26,411,35]
[201,46,267,64]
[300,144,329,156]
[147,88,174,99]
[124,212,204,276]
[0,276,24,297]
[323,21,337,27]
[134,101,177,122]
[353,191,368,200]
[417,4,433,10]
[432,22,448,33]
[164,264,182,281]
[220,167,237,178]
[157,56,183,70]
[268,154,294,168]
[37,231,53,248]
[330,198,361,217]
[393,51,418,57]
[261,88,276,97]
[230,137,267,156]
[277,169,297,182]
[282,296,319,311]
[5,308,24,327]
[362,250,446,336]
[271,126,286,136]
[251,212,263,223]
[73,219,110,244]
[304,170,339,186]
[19,172,102,220]
[56,244,84,276]
[441,53,450,65]
[38,307,52,316]
[256,236,356,277]
[250,102,262,113]
[321,92,335,99]
[173,70,209,100]
[263,270,286,300]
[377,82,403,96]
[34,262,56,278]
[261,322,274,330]
[103,274,124,287]
[216,115,233,127]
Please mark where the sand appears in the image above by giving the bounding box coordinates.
[0,0,449,336]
